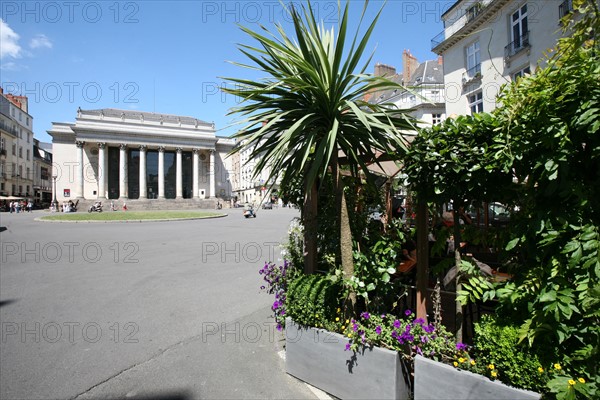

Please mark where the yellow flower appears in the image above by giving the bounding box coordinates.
[470,360,476,366]
[453,362,458,367]
[315,314,319,319]
[568,380,576,386]
[345,319,349,324]
[491,371,498,378]
[459,357,466,363]
[341,326,346,330]
[538,367,544,373]
[347,333,352,338]
[337,308,341,313]
[335,317,340,322]
[488,364,495,370]
[554,363,561,370]
[578,378,585,384]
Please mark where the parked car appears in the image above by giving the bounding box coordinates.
[262,202,273,210]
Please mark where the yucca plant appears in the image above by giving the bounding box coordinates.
[223,0,416,306]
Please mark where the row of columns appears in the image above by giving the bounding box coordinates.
[75,141,216,200]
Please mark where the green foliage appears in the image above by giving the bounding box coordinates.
[286,274,343,330]
[470,315,549,393]
[223,0,415,194]
[281,218,304,270]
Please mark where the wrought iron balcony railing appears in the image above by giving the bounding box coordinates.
[504,31,530,60]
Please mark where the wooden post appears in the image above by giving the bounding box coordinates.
[303,179,318,274]
[416,198,429,323]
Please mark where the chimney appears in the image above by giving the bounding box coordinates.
[402,49,419,83]
[374,63,397,77]
[438,55,443,65]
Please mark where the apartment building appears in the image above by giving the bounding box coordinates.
[0,87,34,197]
[431,0,575,116]
[367,50,446,126]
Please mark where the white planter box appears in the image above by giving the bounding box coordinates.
[285,317,411,400]
[414,355,541,400]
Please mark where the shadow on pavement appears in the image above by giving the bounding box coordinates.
[0,299,18,308]
[104,391,193,400]
[0,226,7,232]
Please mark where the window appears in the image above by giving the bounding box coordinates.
[468,91,484,114]
[26,185,30,194]
[19,146,23,158]
[12,163,16,176]
[26,117,30,126]
[27,133,30,143]
[511,4,528,50]
[432,114,443,125]
[513,66,532,81]
[27,168,30,180]
[559,0,573,20]
[0,137,4,150]
[466,41,481,78]
[26,149,30,160]
[18,164,22,177]
[12,144,16,155]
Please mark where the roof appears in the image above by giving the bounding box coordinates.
[368,60,444,105]
[79,108,213,127]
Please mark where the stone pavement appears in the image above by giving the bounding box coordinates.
[0,207,317,400]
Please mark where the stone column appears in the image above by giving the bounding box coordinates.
[139,145,147,199]
[192,149,199,199]
[209,149,216,198]
[97,143,106,199]
[119,144,128,199]
[176,147,183,199]
[76,141,85,198]
[158,147,165,199]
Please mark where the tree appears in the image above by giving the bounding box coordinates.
[222,0,415,306]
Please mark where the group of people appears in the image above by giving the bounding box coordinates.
[7,200,33,213]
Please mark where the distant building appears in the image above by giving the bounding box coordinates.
[33,139,53,205]
[48,108,235,203]
[231,139,279,205]
[367,50,446,126]
[431,0,576,116]
[0,87,34,198]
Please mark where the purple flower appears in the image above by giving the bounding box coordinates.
[405,309,412,316]
[420,335,429,343]
[392,330,398,339]
[272,301,280,309]
[381,314,387,319]
[456,342,468,351]
[416,347,423,356]
[414,318,425,325]
[352,323,359,332]
[345,343,351,351]
[424,324,435,334]
[393,320,401,329]
[360,312,371,320]
[276,323,282,331]
[375,326,382,335]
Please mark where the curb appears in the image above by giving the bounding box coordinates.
[34,213,228,223]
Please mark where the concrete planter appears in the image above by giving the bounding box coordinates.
[414,355,541,400]
[284,317,411,400]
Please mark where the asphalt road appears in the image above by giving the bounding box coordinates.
[0,207,316,400]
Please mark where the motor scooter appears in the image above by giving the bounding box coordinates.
[88,201,103,213]
[243,206,256,218]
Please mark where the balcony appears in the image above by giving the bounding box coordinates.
[504,31,530,61]
[0,120,18,136]
[0,148,6,157]
[463,63,482,85]
[559,0,573,20]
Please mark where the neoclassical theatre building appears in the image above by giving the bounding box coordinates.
[48,108,235,203]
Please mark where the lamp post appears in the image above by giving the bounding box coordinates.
[51,173,58,211]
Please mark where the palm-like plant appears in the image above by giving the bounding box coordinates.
[223,0,416,298]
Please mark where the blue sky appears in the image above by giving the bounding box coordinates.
[1,1,452,143]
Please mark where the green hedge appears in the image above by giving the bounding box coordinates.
[286,274,342,329]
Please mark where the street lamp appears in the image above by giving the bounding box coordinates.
[51,173,58,211]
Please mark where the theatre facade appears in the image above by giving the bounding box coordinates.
[48,108,235,202]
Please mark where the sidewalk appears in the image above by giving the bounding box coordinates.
[73,307,318,400]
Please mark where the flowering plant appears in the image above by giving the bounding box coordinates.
[340,309,457,368]
[259,260,296,331]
